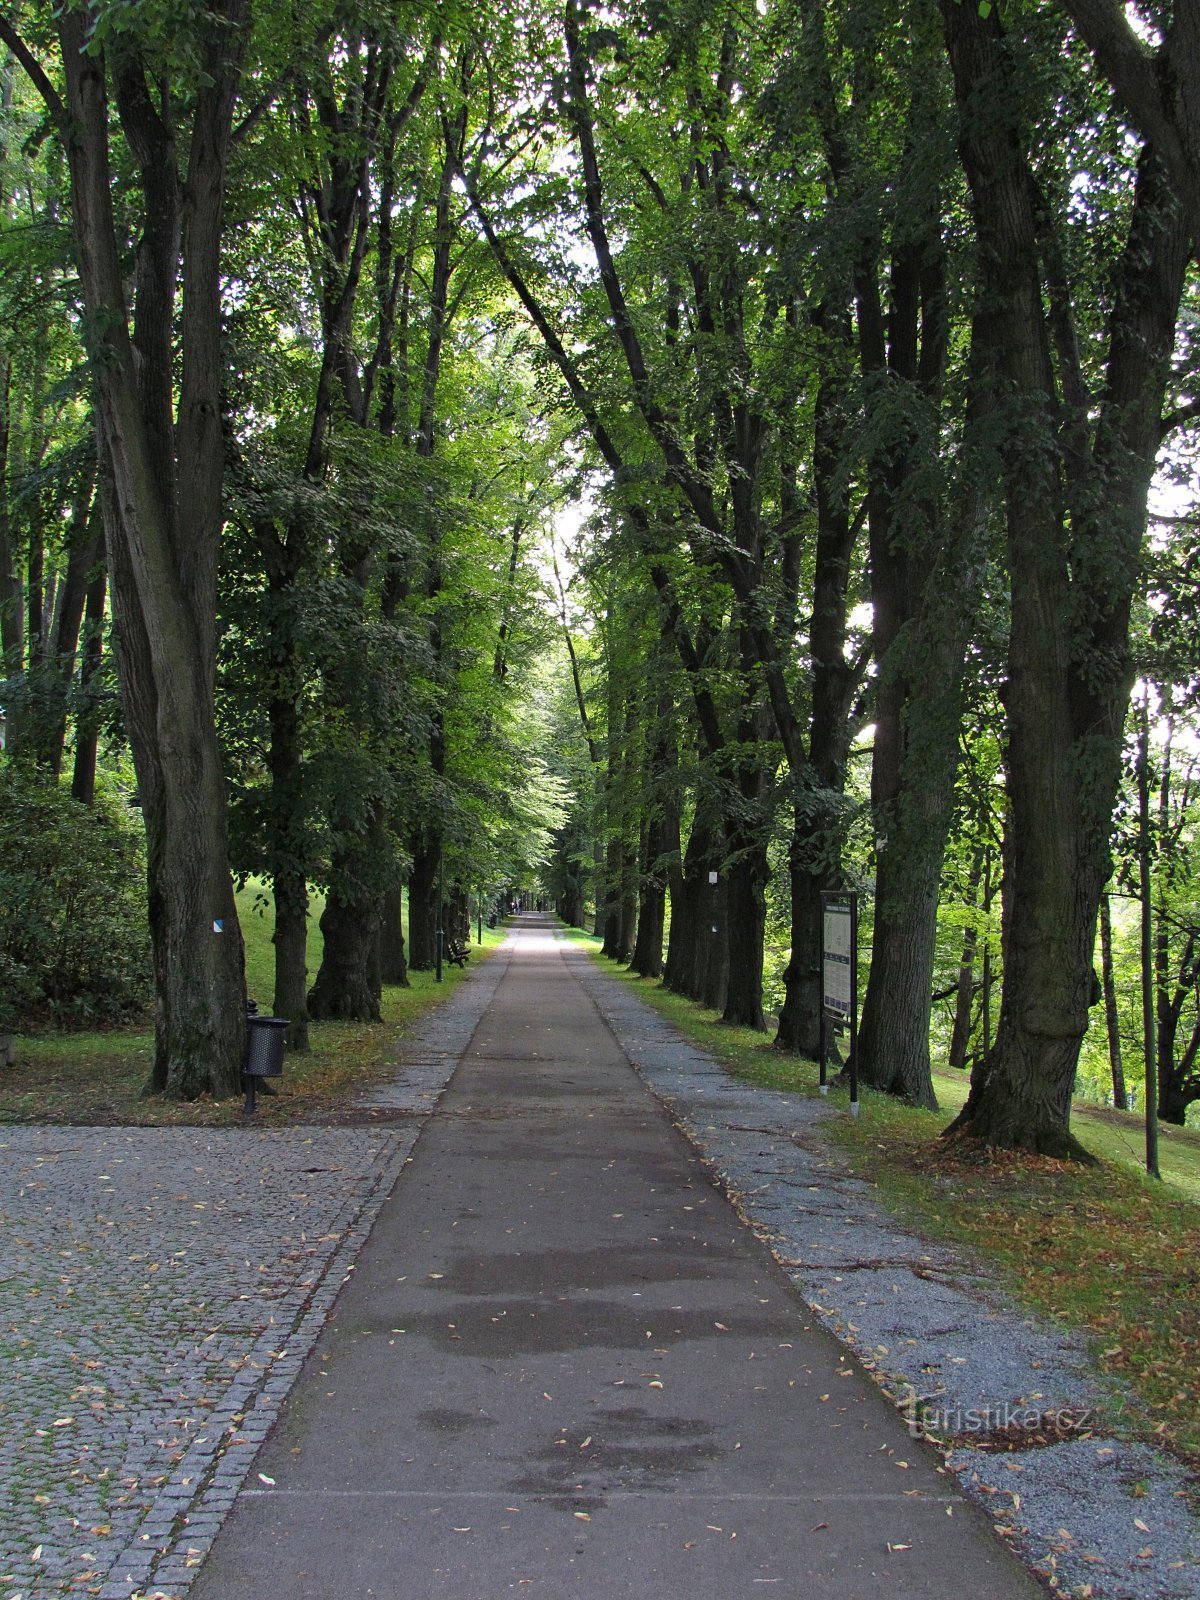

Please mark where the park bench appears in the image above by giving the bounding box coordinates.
[445,938,470,968]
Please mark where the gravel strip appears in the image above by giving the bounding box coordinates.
[566,936,1200,1600]
[0,941,511,1600]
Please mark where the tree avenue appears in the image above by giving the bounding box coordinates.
[0,0,1196,1154]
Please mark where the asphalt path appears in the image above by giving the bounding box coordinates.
[190,917,1041,1599]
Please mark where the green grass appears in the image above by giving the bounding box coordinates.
[565,929,1200,1461]
[0,889,507,1126]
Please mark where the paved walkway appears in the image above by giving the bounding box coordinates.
[188,917,1039,1599]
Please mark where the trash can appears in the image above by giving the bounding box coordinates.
[242,1013,288,1113]
[244,1014,288,1077]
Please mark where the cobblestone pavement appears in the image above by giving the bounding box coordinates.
[0,943,510,1600]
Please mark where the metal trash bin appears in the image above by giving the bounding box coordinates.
[242,1014,288,1112]
[244,1014,288,1077]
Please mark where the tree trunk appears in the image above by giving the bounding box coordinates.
[267,686,310,1051]
[631,697,673,980]
[70,562,107,806]
[665,800,719,1000]
[1099,893,1127,1110]
[600,831,625,959]
[700,864,730,1014]
[590,833,607,943]
[273,892,310,1049]
[630,832,666,978]
[408,836,440,970]
[47,9,252,1098]
[448,883,470,945]
[948,848,985,1070]
[378,882,409,985]
[308,876,382,1021]
[32,485,101,776]
[941,0,1189,1156]
[722,838,766,1030]
[858,846,941,1107]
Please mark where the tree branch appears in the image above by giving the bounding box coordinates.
[0,14,65,131]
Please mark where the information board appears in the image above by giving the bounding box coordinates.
[819,890,859,1115]
[822,896,854,1017]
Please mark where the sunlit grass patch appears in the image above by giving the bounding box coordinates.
[0,908,507,1127]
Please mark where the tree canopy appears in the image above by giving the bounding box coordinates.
[0,0,1196,1155]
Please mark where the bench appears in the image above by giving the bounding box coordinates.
[445,938,470,968]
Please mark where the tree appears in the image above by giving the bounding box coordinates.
[941,0,1193,1156]
[0,1,253,1097]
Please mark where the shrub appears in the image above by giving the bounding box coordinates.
[0,763,152,1029]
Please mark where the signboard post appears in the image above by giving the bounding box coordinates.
[820,891,860,1117]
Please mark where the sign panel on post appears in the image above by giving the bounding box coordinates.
[819,891,860,1117]
[822,898,853,1017]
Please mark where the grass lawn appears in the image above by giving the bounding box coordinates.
[563,929,1200,1464]
[0,887,507,1127]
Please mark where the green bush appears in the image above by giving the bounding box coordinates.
[0,764,152,1029]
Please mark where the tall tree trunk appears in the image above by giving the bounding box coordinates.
[665,796,720,1000]
[700,863,730,1014]
[408,835,440,970]
[941,2,1190,1156]
[267,684,310,1050]
[70,563,107,806]
[721,836,766,1029]
[949,848,986,1071]
[308,863,382,1021]
[0,358,20,706]
[631,691,675,980]
[35,6,252,1097]
[34,488,101,777]
[1099,892,1127,1110]
[776,463,861,1053]
[378,883,409,984]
